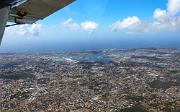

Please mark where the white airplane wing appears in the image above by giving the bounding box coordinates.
[0,0,75,44]
[0,7,9,44]
[8,0,75,24]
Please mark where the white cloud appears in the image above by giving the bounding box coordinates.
[151,0,180,31]
[80,21,99,30]
[172,16,180,30]
[29,24,42,36]
[153,9,170,23]
[168,0,180,15]
[152,8,173,31]
[112,16,141,30]
[112,16,148,33]
[112,0,180,33]
[5,24,42,36]
[63,18,80,30]
[62,18,98,31]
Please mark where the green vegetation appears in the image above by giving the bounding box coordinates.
[126,94,145,102]
[119,105,148,112]
[169,70,179,74]
[0,72,35,80]
[148,80,179,89]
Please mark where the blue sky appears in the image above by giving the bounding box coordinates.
[38,0,168,27]
[1,0,180,52]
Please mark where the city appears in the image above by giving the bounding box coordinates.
[0,48,180,112]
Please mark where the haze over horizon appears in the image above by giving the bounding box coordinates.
[0,0,180,52]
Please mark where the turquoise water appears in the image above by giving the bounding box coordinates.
[64,52,113,64]
[47,49,141,64]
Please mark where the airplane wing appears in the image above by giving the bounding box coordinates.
[8,0,75,24]
[0,0,75,45]
[0,7,10,44]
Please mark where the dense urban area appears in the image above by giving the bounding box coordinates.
[0,49,180,112]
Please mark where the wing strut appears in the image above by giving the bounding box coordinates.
[0,6,10,45]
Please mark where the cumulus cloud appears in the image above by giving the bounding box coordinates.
[112,16,141,29]
[63,18,80,30]
[152,9,172,31]
[168,0,180,15]
[6,0,180,36]
[62,18,98,31]
[6,24,42,36]
[112,16,148,33]
[80,21,99,30]
[152,0,180,31]
[112,0,180,33]
[153,9,170,23]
